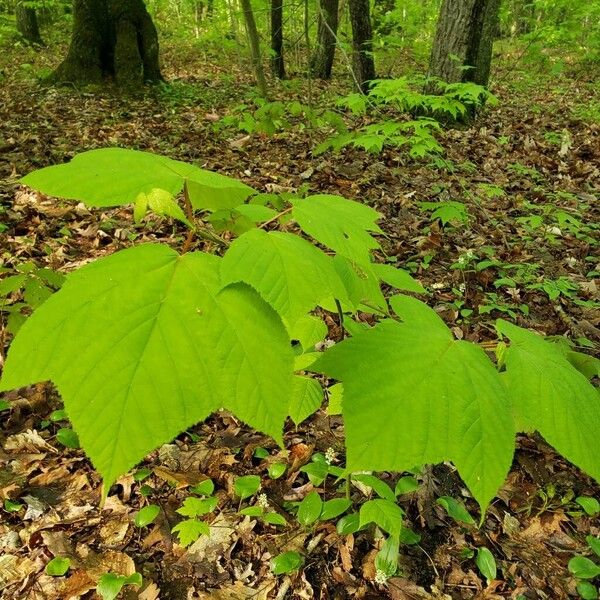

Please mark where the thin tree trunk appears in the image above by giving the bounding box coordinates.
[270,0,285,79]
[16,1,44,45]
[310,0,339,79]
[348,0,375,93]
[50,0,162,86]
[428,0,500,88]
[240,0,269,98]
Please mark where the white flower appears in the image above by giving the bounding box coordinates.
[458,283,466,293]
[375,569,389,585]
[325,447,336,465]
[431,282,445,290]
[257,493,269,509]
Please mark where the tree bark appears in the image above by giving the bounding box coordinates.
[240,0,269,98]
[348,0,375,93]
[270,0,285,79]
[310,0,339,79]
[16,1,44,45]
[50,0,163,86]
[428,0,501,88]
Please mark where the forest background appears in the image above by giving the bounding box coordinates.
[0,1,599,599]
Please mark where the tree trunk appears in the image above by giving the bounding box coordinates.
[16,1,44,45]
[240,0,269,98]
[428,0,501,88]
[50,0,163,86]
[270,0,285,79]
[310,0,338,79]
[348,0,375,93]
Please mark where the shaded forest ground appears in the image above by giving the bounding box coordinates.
[0,36,599,599]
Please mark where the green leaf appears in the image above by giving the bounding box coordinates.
[4,499,23,512]
[327,383,343,415]
[291,194,382,265]
[290,315,328,353]
[320,498,352,521]
[437,496,475,525]
[337,512,361,535]
[297,491,323,526]
[577,497,600,517]
[0,274,26,296]
[21,148,254,211]
[137,188,191,227]
[221,229,346,329]
[190,479,215,496]
[0,400,10,412]
[171,518,210,547]
[263,512,287,526]
[49,409,67,422]
[567,352,600,380]
[133,468,152,482]
[399,527,421,545]
[268,462,287,479]
[395,476,419,496]
[271,551,303,575]
[497,320,600,484]
[352,473,396,502]
[96,572,142,600]
[359,499,403,537]
[587,536,600,558]
[0,244,294,490]
[475,547,497,582]
[239,506,264,517]
[314,296,515,511]
[56,428,80,449]
[329,256,387,314]
[375,535,400,577]
[234,475,261,500]
[577,581,599,600]
[134,504,160,527]
[233,204,278,223]
[45,557,70,576]
[569,556,600,580]
[371,263,426,294]
[177,496,218,517]
[289,376,323,426]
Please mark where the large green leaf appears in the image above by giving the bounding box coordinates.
[497,320,600,482]
[21,148,255,211]
[0,244,293,489]
[313,295,514,510]
[220,229,347,329]
[291,194,382,265]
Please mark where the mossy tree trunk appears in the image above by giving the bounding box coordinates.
[270,0,285,79]
[428,0,501,88]
[310,0,339,79]
[16,1,44,45]
[348,0,375,93]
[51,0,163,86]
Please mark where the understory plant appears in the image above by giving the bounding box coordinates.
[0,148,599,523]
[315,76,496,160]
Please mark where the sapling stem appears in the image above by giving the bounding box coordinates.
[181,180,230,253]
[259,206,293,229]
[335,298,345,340]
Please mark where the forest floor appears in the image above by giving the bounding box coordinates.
[0,37,599,600]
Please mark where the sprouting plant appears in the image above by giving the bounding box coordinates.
[527,276,580,301]
[569,536,600,599]
[0,147,598,533]
[316,76,495,162]
[419,200,470,227]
